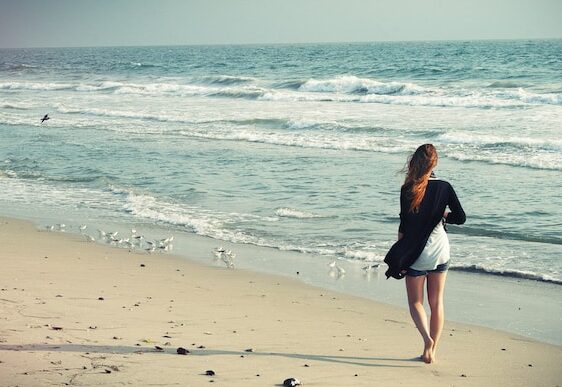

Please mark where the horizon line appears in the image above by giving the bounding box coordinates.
[1,36,561,50]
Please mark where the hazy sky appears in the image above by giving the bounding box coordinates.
[1,0,561,48]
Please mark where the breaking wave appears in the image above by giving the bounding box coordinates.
[451,264,562,285]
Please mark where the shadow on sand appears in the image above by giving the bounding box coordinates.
[0,343,420,368]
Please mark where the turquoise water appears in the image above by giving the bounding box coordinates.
[0,40,561,284]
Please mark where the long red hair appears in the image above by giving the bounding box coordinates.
[403,144,438,213]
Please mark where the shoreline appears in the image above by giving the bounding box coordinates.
[1,211,561,347]
[0,216,561,386]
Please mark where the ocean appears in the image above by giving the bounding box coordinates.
[1,40,561,288]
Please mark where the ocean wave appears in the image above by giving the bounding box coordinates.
[448,225,562,245]
[121,190,276,245]
[444,150,562,171]
[1,63,38,71]
[299,75,425,95]
[3,77,560,108]
[437,131,562,152]
[175,127,411,154]
[0,81,74,91]
[450,264,562,285]
[487,80,526,88]
[272,79,307,90]
[342,249,383,262]
[258,89,532,108]
[0,169,17,178]
[195,75,256,85]
[54,104,185,123]
[1,102,30,110]
[494,88,562,105]
[275,207,323,219]
[208,87,266,99]
[128,62,161,68]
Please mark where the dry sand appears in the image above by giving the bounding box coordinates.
[0,217,560,386]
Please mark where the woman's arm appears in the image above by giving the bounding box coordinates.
[398,188,407,238]
[445,183,466,225]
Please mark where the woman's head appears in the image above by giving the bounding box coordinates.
[404,144,438,213]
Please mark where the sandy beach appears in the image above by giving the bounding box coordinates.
[0,217,560,387]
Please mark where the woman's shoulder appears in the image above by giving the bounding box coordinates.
[429,178,453,189]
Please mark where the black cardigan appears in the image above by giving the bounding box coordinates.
[384,179,466,279]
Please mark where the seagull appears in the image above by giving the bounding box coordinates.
[328,259,345,277]
[362,263,380,272]
[79,224,87,233]
[212,247,235,268]
[41,114,50,123]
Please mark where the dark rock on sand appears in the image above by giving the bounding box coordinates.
[177,347,189,355]
[205,370,216,376]
[244,348,254,352]
[283,378,301,386]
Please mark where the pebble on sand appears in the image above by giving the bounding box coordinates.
[283,377,301,386]
[176,347,190,355]
[205,370,216,376]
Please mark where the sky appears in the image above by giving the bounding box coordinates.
[1,0,561,48]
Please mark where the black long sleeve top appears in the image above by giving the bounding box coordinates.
[384,178,466,279]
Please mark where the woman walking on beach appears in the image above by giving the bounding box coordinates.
[384,144,466,363]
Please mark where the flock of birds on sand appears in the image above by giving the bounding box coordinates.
[45,223,381,277]
[45,223,174,253]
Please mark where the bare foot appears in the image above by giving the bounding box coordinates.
[421,338,434,364]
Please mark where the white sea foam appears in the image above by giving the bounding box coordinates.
[342,249,383,262]
[2,77,559,108]
[122,191,275,246]
[194,75,256,85]
[1,102,31,110]
[54,104,186,123]
[451,263,562,285]
[299,75,425,95]
[275,207,322,219]
[437,131,562,152]
[0,81,74,91]
[444,150,562,171]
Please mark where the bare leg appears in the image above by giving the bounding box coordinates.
[406,275,434,363]
[427,271,447,361]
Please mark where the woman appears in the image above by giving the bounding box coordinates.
[384,144,465,364]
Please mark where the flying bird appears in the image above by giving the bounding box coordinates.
[41,114,50,123]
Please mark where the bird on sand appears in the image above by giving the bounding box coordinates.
[41,114,50,123]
